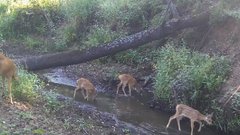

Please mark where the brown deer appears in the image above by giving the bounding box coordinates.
[116,74,142,96]
[0,53,18,104]
[73,78,97,101]
[166,104,213,135]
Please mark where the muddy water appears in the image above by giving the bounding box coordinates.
[41,69,219,135]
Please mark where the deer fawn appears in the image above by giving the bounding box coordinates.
[73,78,97,101]
[0,53,18,104]
[116,74,142,96]
[166,104,213,135]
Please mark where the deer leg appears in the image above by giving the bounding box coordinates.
[7,77,13,104]
[85,91,89,101]
[190,120,194,135]
[198,121,202,132]
[73,87,80,99]
[117,82,122,95]
[1,76,5,97]
[128,85,132,96]
[176,116,183,131]
[122,83,127,96]
[81,89,87,99]
[166,115,177,128]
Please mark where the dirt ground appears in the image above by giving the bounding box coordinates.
[0,100,116,135]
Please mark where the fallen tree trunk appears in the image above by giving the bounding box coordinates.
[17,12,210,71]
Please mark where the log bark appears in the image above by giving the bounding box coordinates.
[17,12,210,71]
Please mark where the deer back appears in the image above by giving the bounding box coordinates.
[176,104,207,121]
[77,78,95,92]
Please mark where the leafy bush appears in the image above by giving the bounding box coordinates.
[23,35,43,49]
[83,25,125,49]
[227,93,240,133]
[54,23,77,51]
[154,42,230,108]
[209,0,240,24]
[97,0,162,33]
[225,9,240,21]
[0,0,61,39]
[114,48,159,65]
[12,69,43,103]
[60,0,99,36]
[210,94,240,134]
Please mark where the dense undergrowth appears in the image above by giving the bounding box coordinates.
[0,0,240,134]
[154,42,230,108]
[154,42,239,134]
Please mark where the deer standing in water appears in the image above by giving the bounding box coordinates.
[0,53,18,104]
[73,78,97,101]
[166,104,213,135]
[116,74,142,96]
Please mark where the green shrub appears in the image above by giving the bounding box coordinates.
[60,0,99,36]
[54,23,77,51]
[0,11,18,38]
[210,94,240,134]
[113,47,159,65]
[227,93,240,133]
[12,69,43,103]
[154,42,230,108]
[209,0,240,25]
[112,41,162,65]
[53,0,99,50]
[83,25,125,49]
[0,0,61,39]
[23,35,43,49]
[98,0,147,33]
[0,3,7,14]
[225,9,240,21]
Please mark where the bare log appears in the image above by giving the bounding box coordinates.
[17,12,210,71]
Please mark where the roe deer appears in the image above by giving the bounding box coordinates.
[166,104,213,135]
[73,78,97,101]
[116,74,142,96]
[0,53,18,104]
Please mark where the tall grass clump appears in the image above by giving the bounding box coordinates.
[154,42,230,109]
[12,69,43,104]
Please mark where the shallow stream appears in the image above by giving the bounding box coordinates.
[40,68,219,135]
